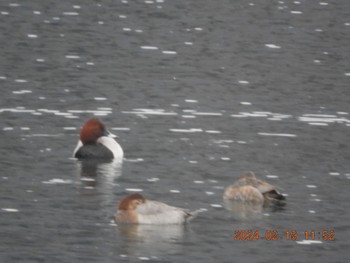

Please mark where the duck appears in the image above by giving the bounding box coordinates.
[115,193,197,224]
[223,172,285,205]
[73,118,123,160]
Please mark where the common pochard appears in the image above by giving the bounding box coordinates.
[73,118,123,160]
[115,193,197,224]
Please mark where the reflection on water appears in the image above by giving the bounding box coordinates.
[223,199,286,221]
[116,223,187,259]
[74,159,123,214]
[223,199,264,221]
[75,159,123,189]
[118,224,185,242]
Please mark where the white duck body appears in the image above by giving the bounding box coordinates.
[115,193,196,225]
[136,200,191,225]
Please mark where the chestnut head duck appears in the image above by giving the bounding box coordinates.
[73,118,123,160]
[115,193,198,225]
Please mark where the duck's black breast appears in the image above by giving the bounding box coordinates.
[74,143,114,159]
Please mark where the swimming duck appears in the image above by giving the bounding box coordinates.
[115,193,197,224]
[223,172,285,205]
[73,118,123,160]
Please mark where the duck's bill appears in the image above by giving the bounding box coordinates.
[107,130,118,138]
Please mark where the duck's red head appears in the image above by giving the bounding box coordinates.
[118,193,146,211]
[80,118,107,144]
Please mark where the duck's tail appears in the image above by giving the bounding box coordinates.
[263,190,286,205]
[185,208,207,222]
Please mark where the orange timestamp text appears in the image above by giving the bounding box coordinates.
[233,229,335,241]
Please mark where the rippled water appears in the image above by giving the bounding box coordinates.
[1,0,349,262]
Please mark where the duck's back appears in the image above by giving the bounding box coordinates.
[137,201,191,225]
[223,185,264,204]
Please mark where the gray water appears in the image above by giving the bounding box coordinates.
[1,0,349,262]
